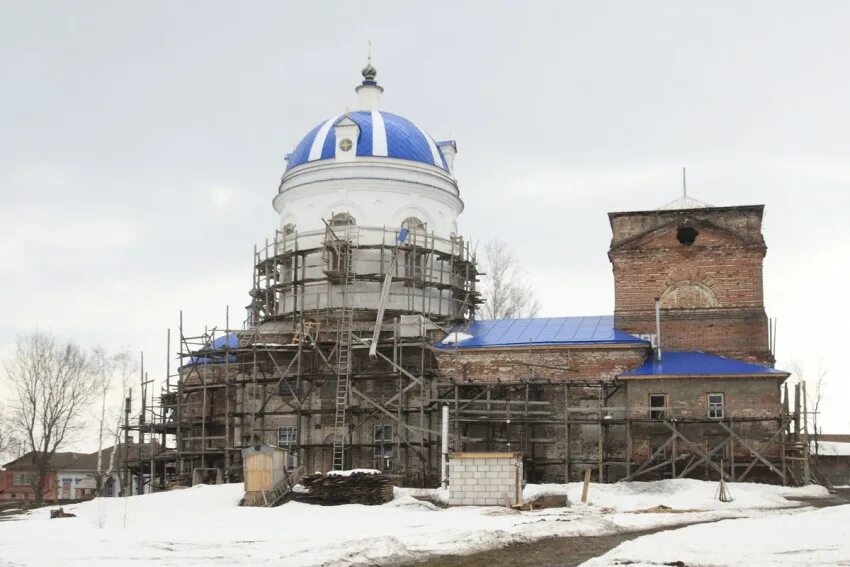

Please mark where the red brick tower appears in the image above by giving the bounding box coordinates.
[608,204,773,365]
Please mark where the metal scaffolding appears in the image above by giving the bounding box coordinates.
[122,222,481,488]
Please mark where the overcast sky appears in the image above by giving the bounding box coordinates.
[2,1,849,440]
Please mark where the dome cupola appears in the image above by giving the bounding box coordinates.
[274,61,462,239]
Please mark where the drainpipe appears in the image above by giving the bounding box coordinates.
[441,404,450,489]
[655,298,662,362]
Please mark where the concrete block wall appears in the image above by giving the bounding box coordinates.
[448,452,522,507]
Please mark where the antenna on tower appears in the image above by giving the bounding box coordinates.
[682,166,687,199]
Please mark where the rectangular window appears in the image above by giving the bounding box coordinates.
[649,442,668,463]
[13,473,33,486]
[708,393,725,419]
[404,250,424,281]
[278,426,298,468]
[649,394,667,420]
[373,425,393,459]
[278,426,297,448]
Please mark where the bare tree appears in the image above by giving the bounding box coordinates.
[790,359,828,456]
[0,406,12,462]
[0,409,23,463]
[481,239,541,319]
[90,349,134,496]
[4,332,99,505]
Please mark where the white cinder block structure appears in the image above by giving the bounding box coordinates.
[448,452,523,507]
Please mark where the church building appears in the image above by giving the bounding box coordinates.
[144,61,806,490]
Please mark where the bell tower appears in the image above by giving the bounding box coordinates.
[608,203,773,365]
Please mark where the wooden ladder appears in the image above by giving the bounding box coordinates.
[265,466,306,507]
[331,227,357,471]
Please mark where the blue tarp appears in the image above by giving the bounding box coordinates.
[185,333,238,366]
[436,316,648,349]
[621,351,786,377]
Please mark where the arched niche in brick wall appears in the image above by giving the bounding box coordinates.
[660,281,719,309]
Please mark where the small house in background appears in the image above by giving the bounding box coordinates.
[0,452,96,503]
[241,445,287,506]
[813,434,850,486]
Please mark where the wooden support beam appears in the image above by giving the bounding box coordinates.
[622,434,676,481]
[661,421,725,478]
[718,422,785,482]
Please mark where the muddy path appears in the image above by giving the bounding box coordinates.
[399,527,669,567]
[402,488,850,567]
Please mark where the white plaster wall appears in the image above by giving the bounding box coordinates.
[274,158,463,237]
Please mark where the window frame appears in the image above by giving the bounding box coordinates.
[707,393,725,419]
[13,473,33,486]
[649,394,667,420]
[278,425,298,468]
[330,212,356,227]
[404,249,425,280]
[401,216,426,234]
[648,441,668,463]
[373,424,394,459]
[278,425,297,448]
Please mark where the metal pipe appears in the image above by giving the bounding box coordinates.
[441,404,449,489]
[655,298,662,362]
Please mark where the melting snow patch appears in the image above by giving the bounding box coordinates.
[441,331,473,345]
[0,480,832,566]
[325,468,381,477]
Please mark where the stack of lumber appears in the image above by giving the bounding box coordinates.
[298,470,393,505]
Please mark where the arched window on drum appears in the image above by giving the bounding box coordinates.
[330,212,356,227]
[401,216,426,234]
[400,217,427,282]
[325,212,356,275]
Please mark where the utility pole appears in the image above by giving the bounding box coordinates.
[124,388,132,496]
[802,381,811,485]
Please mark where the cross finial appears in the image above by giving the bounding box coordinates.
[682,166,687,199]
[368,40,372,64]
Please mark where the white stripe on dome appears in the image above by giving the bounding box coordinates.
[308,114,341,161]
[371,111,388,156]
[412,122,443,168]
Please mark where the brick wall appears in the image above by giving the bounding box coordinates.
[625,377,784,465]
[609,205,772,363]
[448,452,523,506]
[434,346,648,383]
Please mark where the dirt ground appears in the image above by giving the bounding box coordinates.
[403,488,850,567]
[398,528,665,567]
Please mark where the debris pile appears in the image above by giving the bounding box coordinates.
[298,470,393,505]
[50,507,76,519]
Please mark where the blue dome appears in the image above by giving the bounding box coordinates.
[286,111,448,171]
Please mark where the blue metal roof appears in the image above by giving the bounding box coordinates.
[286,111,448,171]
[621,351,786,377]
[436,316,648,349]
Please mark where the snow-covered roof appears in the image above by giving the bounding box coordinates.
[813,441,850,457]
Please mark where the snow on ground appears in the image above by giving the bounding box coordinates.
[581,504,850,567]
[0,480,829,566]
[523,478,827,512]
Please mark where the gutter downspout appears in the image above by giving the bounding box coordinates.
[655,298,662,362]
